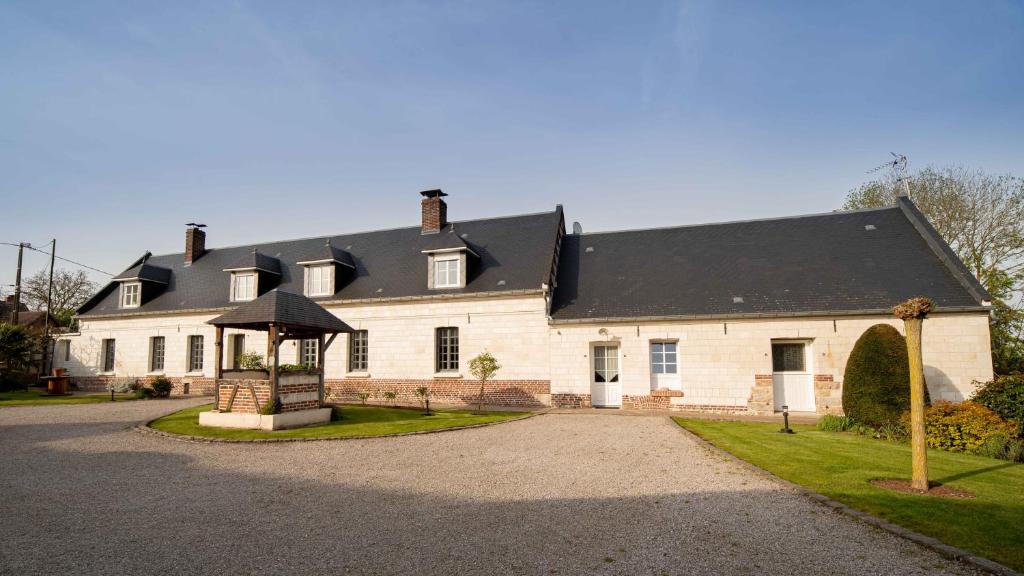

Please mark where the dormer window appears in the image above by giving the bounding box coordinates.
[120,282,141,308]
[305,264,334,297]
[434,257,460,289]
[231,272,256,302]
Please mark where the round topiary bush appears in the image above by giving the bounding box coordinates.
[842,324,923,427]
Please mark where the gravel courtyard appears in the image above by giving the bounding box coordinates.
[0,400,979,576]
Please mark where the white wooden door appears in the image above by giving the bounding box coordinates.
[771,341,815,412]
[592,345,622,407]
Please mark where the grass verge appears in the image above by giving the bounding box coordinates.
[150,404,529,440]
[0,389,137,406]
[674,418,1024,572]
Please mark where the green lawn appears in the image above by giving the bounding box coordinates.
[0,389,137,406]
[674,418,1024,571]
[149,404,529,440]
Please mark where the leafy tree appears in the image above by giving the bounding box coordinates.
[21,269,98,326]
[843,166,1024,374]
[468,352,501,413]
[0,323,40,372]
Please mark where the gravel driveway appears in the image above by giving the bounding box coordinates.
[0,400,979,576]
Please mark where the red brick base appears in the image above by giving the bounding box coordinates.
[551,393,592,408]
[71,375,216,396]
[325,378,550,409]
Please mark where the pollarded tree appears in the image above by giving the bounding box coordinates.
[468,352,501,413]
[842,324,914,427]
[893,297,935,492]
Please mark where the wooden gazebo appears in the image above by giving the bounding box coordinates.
[201,289,353,429]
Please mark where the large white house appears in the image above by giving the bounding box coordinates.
[57,190,994,413]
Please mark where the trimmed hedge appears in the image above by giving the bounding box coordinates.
[842,324,922,427]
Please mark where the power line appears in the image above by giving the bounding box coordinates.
[1,242,113,276]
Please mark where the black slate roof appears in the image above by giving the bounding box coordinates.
[422,225,477,254]
[223,249,282,275]
[78,208,564,316]
[296,241,356,268]
[550,198,989,321]
[208,289,354,333]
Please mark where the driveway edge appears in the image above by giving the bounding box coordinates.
[135,409,541,444]
[670,418,1021,576]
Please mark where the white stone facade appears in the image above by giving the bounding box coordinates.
[57,294,994,412]
[548,312,993,408]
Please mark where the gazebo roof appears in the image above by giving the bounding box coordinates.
[207,289,354,334]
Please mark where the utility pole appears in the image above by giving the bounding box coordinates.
[40,239,56,375]
[11,242,27,324]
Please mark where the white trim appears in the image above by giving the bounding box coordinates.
[120,282,141,308]
[230,272,257,302]
[433,257,460,289]
[304,264,334,297]
[296,258,355,268]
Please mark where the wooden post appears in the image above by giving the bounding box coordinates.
[905,317,929,491]
[317,333,326,406]
[213,326,223,410]
[268,323,279,407]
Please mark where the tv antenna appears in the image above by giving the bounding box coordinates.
[868,152,910,197]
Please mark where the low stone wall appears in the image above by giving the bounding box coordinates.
[814,375,843,415]
[325,378,550,408]
[551,393,591,408]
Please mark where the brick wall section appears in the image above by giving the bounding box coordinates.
[72,375,215,396]
[421,196,447,233]
[551,393,592,408]
[326,378,550,408]
[814,374,843,415]
[747,374,774,415]
[217,376,321,413]
[624,395,672,410]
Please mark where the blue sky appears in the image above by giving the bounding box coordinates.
[2,0,1022,290]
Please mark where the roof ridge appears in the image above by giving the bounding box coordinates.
[573,205,899,237]
[142,207,561,259]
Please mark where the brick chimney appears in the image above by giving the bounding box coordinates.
[185,226,206,265]
[420,189,448,234]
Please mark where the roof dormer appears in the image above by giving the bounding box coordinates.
[112,253,171,309]
[296,240,356,298]
[223,248,282,302]
[422,225,479,290]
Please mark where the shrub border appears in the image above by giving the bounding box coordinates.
[671,418,1021,576]
[136,404,540,444]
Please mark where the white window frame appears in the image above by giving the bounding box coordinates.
[305,264,334,297]
[231,272,256,302]
[771,340,810,374]
[121,282,141,308]
[650,341,678,375]
[434,257,460,289]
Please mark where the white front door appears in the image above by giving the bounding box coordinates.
[649,341,680,390]
[592,345,622,407]
[771,341,815,412]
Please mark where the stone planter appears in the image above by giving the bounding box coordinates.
[199,408,332,430]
